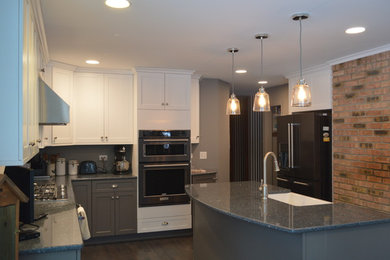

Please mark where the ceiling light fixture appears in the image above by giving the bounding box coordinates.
[226,48,241,115]
[253,34,270,112]
[105,0,131,9]
[345,27,366,34]
[291,13,312,107]
[86,60,100,65]
[235,69,247,74]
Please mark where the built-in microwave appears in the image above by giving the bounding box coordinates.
[138,130,190,163]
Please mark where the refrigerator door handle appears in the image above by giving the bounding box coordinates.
[277,177,289,182]
[293,180,310,186]
[291,123,294,168]
[288,123,291,168]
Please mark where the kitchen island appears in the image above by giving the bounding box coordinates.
[186,181,390,260]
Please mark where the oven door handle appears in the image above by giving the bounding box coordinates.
[142,139,189,142]
[143,163,190,168]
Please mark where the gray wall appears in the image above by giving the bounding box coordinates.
[192,78,230,183]
[267,84,289,116]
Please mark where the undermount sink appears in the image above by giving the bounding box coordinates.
[268,192,332,206]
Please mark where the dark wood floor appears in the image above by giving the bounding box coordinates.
[82,236,193,260]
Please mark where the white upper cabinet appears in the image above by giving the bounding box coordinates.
[164,73,191,110]
[137,72,165,109]
[73,73,105,144]
[137,69,192,111]
[104,74,134,144]
[73,72,134,144]
[51,67,74,145]
[0,0,40,165]
[191,75,201,143]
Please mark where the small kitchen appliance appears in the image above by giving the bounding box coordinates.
[68,160,79,175]
[114,145,130,174]
[79,161,97,174]
[55,158,66,176]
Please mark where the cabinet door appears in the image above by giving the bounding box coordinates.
[104,74,134,144]
[165,73,191,110]
[52,67,73,145]
[115,190,137,235]
[191,77,200,143]
[73,73,105,144]
[92,191,115,237]
[137,72,165,109]
[72,181,92,233]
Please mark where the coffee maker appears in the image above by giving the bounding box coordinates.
[114,145,130,174]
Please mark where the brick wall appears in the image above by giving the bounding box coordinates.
[332,50,390,212]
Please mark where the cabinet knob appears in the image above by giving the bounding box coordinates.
[116,196,119,199]
[111,196,115,200]
[112,184,118,189]
[29,142,36,146]
[161,221,169,226]
[161,102,165,106]
[105,136,108,141]
[37,139,41,143]
[101,136,104,141]
[44,137,48,140]
[166,102,168,106]
[53,137,57,142]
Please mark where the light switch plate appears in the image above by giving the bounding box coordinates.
[200,151,207,159]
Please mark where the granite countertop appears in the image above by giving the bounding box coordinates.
[19,173,137,255]
[71,172,137,181]
[186,181,390,233]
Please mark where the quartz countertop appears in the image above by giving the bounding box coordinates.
[186,181,390,233]
[19,173,137,254]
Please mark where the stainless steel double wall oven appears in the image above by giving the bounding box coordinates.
[138,130,191,207]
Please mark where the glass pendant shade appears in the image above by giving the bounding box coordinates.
[291,79,311,107]
[253,87,270,112]
[226,94,241,115]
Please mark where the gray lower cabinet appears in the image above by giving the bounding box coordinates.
[72,180,92,232]
[92,179,137,237]
[192,172,217,184]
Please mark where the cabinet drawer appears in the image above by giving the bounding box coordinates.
[138,215,191,233]
[92,179,136,192]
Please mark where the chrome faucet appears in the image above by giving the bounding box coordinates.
[260,152,280,199]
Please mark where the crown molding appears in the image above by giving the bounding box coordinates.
[133,67,195,75]
[327,43,390,65]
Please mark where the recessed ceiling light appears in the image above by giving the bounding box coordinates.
[105,0,130,9]
[235,69,247,74]
[258,80,268,85]
[345,27,366,34]
[86,60,100,65]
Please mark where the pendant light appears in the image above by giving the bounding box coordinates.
[291,13,312,107]
[226,48,241,115]
[253,34,270,112]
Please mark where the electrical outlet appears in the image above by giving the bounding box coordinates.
[99,155,108,161]
[200,151,207,160]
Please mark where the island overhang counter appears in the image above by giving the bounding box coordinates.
[186,181,390,260]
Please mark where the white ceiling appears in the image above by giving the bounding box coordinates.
[41,0,390,94]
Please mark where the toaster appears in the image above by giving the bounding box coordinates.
[78,161,97,174]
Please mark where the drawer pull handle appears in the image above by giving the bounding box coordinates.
[112,184,118,189]
[161,221,168,226]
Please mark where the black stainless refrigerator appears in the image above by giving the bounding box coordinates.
[276,110,332,201]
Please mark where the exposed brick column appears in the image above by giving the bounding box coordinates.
[332,51,390,212]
